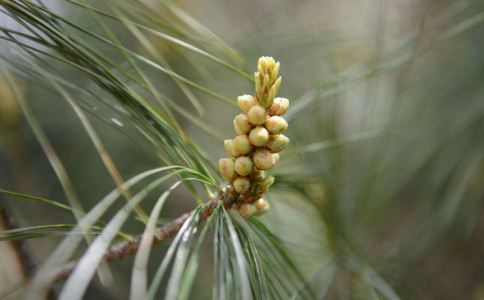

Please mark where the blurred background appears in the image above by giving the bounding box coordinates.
[1,0,484,299]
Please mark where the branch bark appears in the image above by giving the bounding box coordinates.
[51,190,236,283]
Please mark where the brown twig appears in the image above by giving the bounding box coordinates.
[51,188,237,283]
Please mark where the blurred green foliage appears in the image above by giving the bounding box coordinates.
[1,0,484,299]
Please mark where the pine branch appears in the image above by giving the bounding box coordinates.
[51,189,236,283]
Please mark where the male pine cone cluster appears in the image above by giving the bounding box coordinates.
[219,56,290,218]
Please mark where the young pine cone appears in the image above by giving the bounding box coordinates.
[218,56,290,217]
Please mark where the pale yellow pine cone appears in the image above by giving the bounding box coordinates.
[253,149,276,170]
[254,198,270,216]
[269,97,289,116]
[234,156,253,177]
[265,116,288,135]
[218,57,290,218]
[247,105,266,125]
[249,126,269,147]
[233,177,251,194]
[237,95,256,113]
[234,113,252,133]
[267,134,289,153]
[233,135,252,154]
[224,139,238,157]
[239,203,257,218]
[219,158,235,182]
